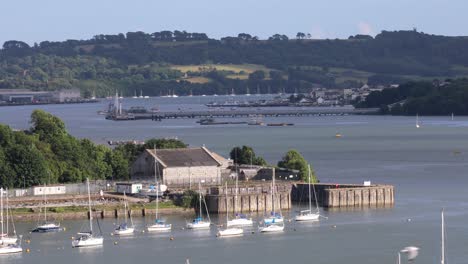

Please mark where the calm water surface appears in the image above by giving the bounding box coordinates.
[1,96,468,264]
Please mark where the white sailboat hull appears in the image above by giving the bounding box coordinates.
[0,236,17,244]
[114,227,135,235]
[227,218,254,227]
[33,222,62,232]
[217,228,243,237]
[259,224,284,233]
[295,213,319,221]
[147,224,172,232]
[0,245,22,254]
[72,236,103,248]
[186,221,210,229]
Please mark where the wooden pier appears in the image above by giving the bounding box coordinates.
[106,108,378,121]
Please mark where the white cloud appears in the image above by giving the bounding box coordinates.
[358,22,373,36]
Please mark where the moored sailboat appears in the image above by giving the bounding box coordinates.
[227,165,253,227]
[0,188,22,254]
[295,164,320,221]
[263,169,283,225]
[114,192,135,235]
[217,183,243,237]
[0,189,18,244]
[259,170,284,233]
[186,182,211,229]
[72,179,103,248]
[147,150,172,232]
[32,184,62,233]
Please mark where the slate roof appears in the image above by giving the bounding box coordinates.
[147,148,221,168]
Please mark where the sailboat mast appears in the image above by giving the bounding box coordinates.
[123,192,128,223]
[199,182,202,218]
[272,168,275,212]
[154,146,159,220]
[1,188,3,241]
[156,183,159,220]
[87,178,93,234]
[44,184,47,222]
[6,189,8,235]
[308,165,312,212]
[235,164,238,213]
[225,182,228,224]
[441,209,445,264]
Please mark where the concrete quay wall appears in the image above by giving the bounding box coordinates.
[205,183,292,214]
[292,183,394,208]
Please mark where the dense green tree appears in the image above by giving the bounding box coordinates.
[107,150,129,180]
[229,146,267,166]
[1,111,195,187]
[144,138,187,149]
[277,149,316,182]
[359,79,468,115]
[7,144,49,187]
[30,109,67,141]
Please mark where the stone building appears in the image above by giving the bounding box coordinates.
[130,147,230,186]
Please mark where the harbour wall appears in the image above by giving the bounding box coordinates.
[291,183,394,208]
[205,183,292,214]
[11,207,189,222]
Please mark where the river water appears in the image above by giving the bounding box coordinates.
[1,96,468,264]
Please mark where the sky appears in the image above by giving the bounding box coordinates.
[1,0,466,45]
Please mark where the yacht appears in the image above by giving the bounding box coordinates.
[295,164,321,222]
[226,167,253,227]
[259,223,284,233]
[72,179,103,248]
[217,183,244,237]
[186,182,211,229]
[32,184,62,232]
[0,188,18,244]
[147,154,172,232]
[114,192,135,235]
[0,188,21,254]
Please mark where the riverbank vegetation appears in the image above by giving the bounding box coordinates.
[0,110,186,188]
[2,30,468,95]
[356,78,468,115]
[0,110,316,188]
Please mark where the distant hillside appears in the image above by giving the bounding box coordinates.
[2,30,468,96]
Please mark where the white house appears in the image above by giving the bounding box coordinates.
[115,183,142,194]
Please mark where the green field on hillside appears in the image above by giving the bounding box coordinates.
[173,64,271,73]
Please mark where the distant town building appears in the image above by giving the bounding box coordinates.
[52,89,81,103]
[130,147,230,185]
[0,88,82,104]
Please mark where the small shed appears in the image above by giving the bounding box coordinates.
[33,185,66,196]
[116,183,142,194]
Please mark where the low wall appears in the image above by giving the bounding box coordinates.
[205,182,292,214]
[291,183,394,208]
